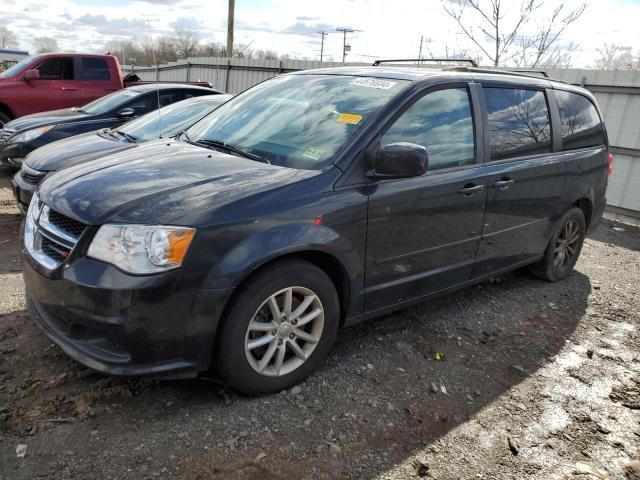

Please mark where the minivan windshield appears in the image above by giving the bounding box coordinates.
[117,95,230,141]
[81,89,143,115]
[186,74,409,169]
[0,56,36,78]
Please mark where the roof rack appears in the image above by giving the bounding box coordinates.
[373,58,478,68]
[442,66,568,83]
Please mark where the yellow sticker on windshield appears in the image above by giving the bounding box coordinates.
[302,147,325,160]
[337,113,363,125]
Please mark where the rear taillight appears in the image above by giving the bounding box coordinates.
[607,153,614,176]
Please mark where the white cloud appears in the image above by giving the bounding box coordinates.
[1,0,638,67]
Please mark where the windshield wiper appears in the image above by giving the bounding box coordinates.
[112,130,138,143]
[195,139,270,164]
[99,129,119,140]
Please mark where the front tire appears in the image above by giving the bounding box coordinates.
[530,207,586,282]
[0,111,10,128]
[214,259,340,395]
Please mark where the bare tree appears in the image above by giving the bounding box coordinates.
[0,27,19,50]
[150,36,179,63]
[514,3,585,67]
[251,49,279,60]
[105,39,144,65]
[174,29,200,59]
[593,43,637,70]
[420,36,482,65]
[442,0,586,67]
[33,37,58,53]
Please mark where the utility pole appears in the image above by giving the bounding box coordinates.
[226,0,235,57]
[418,36,423,61]
[317,31,328,62]
[336,27,354,64]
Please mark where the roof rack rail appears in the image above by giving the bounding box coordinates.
[514,69,549,78]
[373,58,478,68]
[442,66,568,83]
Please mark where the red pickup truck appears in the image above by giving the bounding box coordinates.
[0,53,210,126]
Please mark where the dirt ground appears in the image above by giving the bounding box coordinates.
[0,169,638,480]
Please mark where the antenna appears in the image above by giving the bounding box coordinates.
[145,20,163,138]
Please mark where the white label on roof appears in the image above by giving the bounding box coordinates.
[350,78,397,90]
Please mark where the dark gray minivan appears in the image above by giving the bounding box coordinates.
[22,64,611,394]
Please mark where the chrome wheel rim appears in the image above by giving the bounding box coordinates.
[554,219,581,268]
[244,286,324,377]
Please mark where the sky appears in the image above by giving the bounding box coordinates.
[1,0,640,67]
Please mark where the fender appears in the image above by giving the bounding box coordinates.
[201,222,365,316]
[562,147,608,224]
[564,181,594,209]
[0,102,16,121]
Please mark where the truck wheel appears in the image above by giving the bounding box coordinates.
[214,259,340,395]
[530,207,586,282]
[0,112,10,128]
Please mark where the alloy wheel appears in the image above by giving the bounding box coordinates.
[244,286,325,377]
[554,219,581,268]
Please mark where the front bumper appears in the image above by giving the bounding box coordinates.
[11,170,38,214]
[23,254,233,379]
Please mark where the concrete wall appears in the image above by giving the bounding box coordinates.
[124,59,640,215]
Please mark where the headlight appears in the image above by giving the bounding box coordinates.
[11,125,55,143]
[24,193,41,252]
[87,224,196,274]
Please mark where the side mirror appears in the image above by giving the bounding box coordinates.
[117,108,135,119]
[24,69,40,81]
[370,142,428,179]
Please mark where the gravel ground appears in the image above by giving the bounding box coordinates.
[0,169,638,480]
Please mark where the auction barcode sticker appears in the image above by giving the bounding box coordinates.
[350,78,397,90]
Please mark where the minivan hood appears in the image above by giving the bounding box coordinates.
[39,140,315,225]
[25,131,133,171]
[6,108,88,132]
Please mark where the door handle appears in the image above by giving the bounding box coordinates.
[61,87,77,91]
[458,184,485,196]
[494,179,515,189]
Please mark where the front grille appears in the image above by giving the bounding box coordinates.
[41,236,72,262]
[23,172,44,184]
[20,165,47,185]
[25,197,87,269]
[0,128,16,144]
[48,209,85,238]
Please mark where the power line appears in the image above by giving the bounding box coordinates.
[336,27,355,64]
[317,31,328,62]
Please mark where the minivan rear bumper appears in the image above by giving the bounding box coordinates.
[23,257,233,379]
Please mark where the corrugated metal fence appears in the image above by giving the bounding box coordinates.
[124,58,640,216]
[124,57,356,94]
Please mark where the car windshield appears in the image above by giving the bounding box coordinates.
[118,96,227,141]
[186,74,409,169]
[81,89,143,115]
[0,56,36,78]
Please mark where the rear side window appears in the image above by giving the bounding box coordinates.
[484,87,551,160]
[183,90,210,99]
[36,58,74,80]
[555,90,604,150]
[126,93,157,116]
[381,88,475,171]
[80,58,110,81]
[125,91,181,115]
